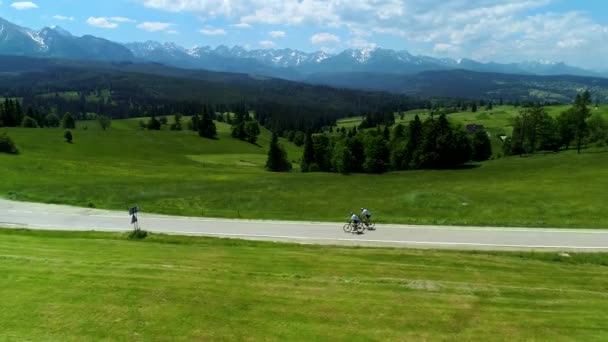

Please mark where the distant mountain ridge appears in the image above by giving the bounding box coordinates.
[0,17,133,61]
[124,41,606,80]
[1,16,607,99]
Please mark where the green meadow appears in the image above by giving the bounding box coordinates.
[1,112,608,228]
[1,229,607,341]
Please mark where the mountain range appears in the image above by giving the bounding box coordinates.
[0,18,133,61]
[126,41,607,81]
[1,17,608,101]
[1,17,605,80]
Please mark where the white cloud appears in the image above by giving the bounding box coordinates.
[348,37,377,50]
[53,15,75,21]
[269,30,286,38]
[200,28,226,36]
[310,32,340,44]
[87,17,119,29]
[109,17,136,23]
[10,1,38,10]
[259,40,276,48]
[433,43,455,53]
[556,38,585,49]
[139,0,608,69]
[232,22,252,29]
[87,17,135,29]
[167,30,179,35]
[137,22,174,32]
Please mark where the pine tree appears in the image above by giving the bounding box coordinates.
[403,115,423,169]
[190,114,200,131]
[301,131,315,172]
[472,130,492,162]
[265,132,292,172]
[198,110,217,138]
[573,91,591,154]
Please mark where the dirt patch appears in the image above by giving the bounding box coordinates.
[407,279,442,292]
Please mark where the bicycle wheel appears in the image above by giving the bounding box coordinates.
[343,223,353,233]
[368,221,376,229]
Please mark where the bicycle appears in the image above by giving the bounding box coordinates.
[362,218,375,230]
[343,221,364,234]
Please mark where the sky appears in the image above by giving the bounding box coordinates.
[1,0,607,70]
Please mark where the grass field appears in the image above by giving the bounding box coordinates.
[1,229,607,340]
[2,114,608,227]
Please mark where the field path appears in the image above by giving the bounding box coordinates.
[2,199,608,251]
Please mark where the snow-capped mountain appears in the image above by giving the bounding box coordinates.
[0,17,605,82]
[0,17,48,55]
[124,40,606,80]
[0,17,133,61]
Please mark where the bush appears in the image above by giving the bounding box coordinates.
[128,229,148,240]
[147,117,161,130]
[0,133,18,154]
[98,115,111,131]
[64,130,73,143]
[62,113,76,129]
[45,113,61,127]
[21,116,39,128]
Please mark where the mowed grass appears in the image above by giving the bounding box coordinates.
[2,118,608,227]
[1,229,607,340]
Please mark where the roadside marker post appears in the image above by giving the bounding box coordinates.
[129,205,140,230]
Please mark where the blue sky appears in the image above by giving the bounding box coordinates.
[1,0,607,70]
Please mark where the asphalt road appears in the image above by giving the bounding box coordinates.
[2,199,608,251]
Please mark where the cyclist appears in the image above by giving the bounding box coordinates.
[360,208,375,230]
[349,212,362,232]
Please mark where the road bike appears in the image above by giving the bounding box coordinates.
[362,218,375,230]
[343,221,364,234]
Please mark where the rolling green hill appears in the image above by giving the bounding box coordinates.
[2,116,608,228]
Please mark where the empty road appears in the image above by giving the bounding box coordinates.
[1,199,608,251]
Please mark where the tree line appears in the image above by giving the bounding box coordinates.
[0,98,77,129]
[504,91,607,156]
[292,113,491,175]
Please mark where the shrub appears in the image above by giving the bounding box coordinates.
[21,116,39,128]
[128,229,148,240]
[147,117,161,130]
[98,115,111,130]
[45,113,61,127]
[64,130,73,143]
[0,133,18,154]
[62,113,76,129]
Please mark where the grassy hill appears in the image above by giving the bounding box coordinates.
[2,116,608,228]
[340,105,608,131]
[338,105,608,155]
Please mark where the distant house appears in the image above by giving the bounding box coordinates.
[466,124,486,134]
